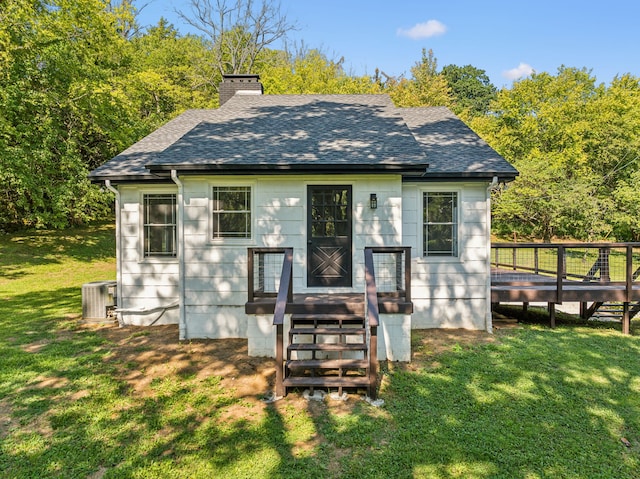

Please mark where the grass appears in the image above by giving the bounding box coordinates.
[1,224,640,478]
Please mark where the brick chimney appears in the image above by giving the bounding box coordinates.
[219,74,263,106]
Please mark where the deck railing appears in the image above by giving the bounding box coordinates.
[364,246,412,302]
[492,243,640,332]
[492,243,640,294]
[247,248,293,301]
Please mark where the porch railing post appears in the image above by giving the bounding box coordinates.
[247,248,255,301]
[556,245,564,304]
[626,245,633,303]
[404,247,412,302]
[275,323,284,397]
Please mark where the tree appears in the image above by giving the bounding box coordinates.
[388,48,451,107]
[441,64,496,118]
[120,18,216,128]
[259,48,380,95]
[473,66,640,241]
[177,0,295,81]
[0,0,133,229]
[472,67,605,240]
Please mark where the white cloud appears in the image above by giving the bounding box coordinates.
[503,63,534,80]
[397,20,447,40]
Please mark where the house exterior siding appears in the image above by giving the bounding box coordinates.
[402,181,491,330]
[114,176,493,343]
[117,185,180,326]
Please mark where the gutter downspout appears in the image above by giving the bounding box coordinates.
[171,170,187,340]
[485,176,499,333]
[105,180,124,328]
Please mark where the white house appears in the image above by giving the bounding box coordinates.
[90,75,517,395]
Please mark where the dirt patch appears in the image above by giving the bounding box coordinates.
[79,323,505,404]
[90,324,276,399]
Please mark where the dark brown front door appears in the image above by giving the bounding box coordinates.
[307,185,352,287]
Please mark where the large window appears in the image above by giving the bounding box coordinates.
[423,192,458,257]
[143,194,176,257]
[212,186,252,239]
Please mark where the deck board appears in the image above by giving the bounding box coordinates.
[491,268,640,303]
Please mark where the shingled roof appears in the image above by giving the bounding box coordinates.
[89,94,517,182]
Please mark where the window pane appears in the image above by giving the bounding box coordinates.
[143,194,176,257]
[427,193,455,223]
[426,224,454,256]
[212,186,251,238]
[423,192,458,257]
[219,212,250,237]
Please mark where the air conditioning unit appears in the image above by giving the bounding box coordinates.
[82,281,117,322]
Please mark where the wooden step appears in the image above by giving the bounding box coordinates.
[290,327,366,336]
[288,343,366,352]
[291,314,365,326]
[283,376,370,388]
[286,359,369,369]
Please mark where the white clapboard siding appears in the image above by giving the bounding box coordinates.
[402,181,491,329]
[116,175,494,337]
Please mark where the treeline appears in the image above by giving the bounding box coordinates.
[2,1,639,241]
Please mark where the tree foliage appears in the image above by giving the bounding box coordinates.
[0,0,131,229]
[2,1,638,242]
[388,48,451,107]
[441,64,496,118]
[472,67,640,241]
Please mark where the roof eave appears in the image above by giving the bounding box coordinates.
[403,171,519,182]
[145,162,430,176]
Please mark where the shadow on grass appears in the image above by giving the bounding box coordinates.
[493,303,640,335]
[0,222,115,279]
[3,280,640,478]
[289,327,640,478]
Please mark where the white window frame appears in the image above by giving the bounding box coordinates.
[209,181,255,244]
[421,188,460,259]
[140,188,178,261]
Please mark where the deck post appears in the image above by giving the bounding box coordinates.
[622,302,630,335]
[247,249,255,301]
[626,245,633,303]
[549,303,556,328]
[556,245,564,304]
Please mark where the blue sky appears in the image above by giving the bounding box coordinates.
[137,0,640,88]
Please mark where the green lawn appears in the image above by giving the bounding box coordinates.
[1,225,640,478]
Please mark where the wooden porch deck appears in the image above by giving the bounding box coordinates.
[491,242,640,334]
[491,269,640,303]
[245,293,414,316]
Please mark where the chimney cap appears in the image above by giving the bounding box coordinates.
[222,74,261,82]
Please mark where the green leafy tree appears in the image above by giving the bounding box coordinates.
[0,0,133,229]
[121,19,216,126]
[388,48,451,107]
[259,48,380,94]
[473,67,608,241]
[441,64,496,118]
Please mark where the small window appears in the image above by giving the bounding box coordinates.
[423,192,458,257]
[143,194,177,257]
[212,186,251,239]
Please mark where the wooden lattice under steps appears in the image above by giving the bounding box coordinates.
[284,314,371,396]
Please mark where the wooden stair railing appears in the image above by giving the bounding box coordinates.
[273,248,293,398]
[364,247,380,400]
[261,246,410,399]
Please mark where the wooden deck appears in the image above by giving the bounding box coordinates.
[245,293,413,316]
[491,269,640,303]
